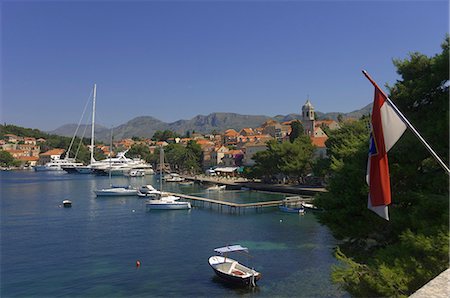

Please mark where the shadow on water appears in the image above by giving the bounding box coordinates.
[210,276,261,294]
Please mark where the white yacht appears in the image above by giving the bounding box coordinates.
[145,194,191,210]
[34,157,83,172]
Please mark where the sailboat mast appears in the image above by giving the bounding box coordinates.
[90,84,97,164]
[160,147,163,192]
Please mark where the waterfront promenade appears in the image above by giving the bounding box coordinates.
[183,175,327,196]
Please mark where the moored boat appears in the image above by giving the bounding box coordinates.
[206,184,226,191]
[137,184,161,198]
[208,245,261,287]
[145,194,191,210]
[94,186,138,196]
[279,205,305,214]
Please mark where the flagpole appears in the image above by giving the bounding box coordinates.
[362,70,450,174]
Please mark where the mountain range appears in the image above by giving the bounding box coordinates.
[49,103,372,142]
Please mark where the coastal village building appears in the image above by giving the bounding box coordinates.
[38,148,65,165]
[261,120,290,141]
[221,150,243,167]
[242,142,268,166]
[210,145,229,167]
[223,129,239,146]
[24,137,37,145]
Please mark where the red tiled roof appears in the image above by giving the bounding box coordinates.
[17,156,39,161]
[40,149,65,156]
[224,129,239,137]
[310,137,328,148]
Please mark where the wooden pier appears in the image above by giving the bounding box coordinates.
[182,176,327,196]
[166,192,312,214]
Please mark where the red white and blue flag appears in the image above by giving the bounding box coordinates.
[366,87,406,220]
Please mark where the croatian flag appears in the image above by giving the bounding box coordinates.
[367,87,406,220]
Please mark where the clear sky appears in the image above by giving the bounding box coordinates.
[1,0,448,131]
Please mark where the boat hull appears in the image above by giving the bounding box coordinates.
[146,201,191,210]
[208,256,261,286]
[94,188,138,196]
[34,165,64,171]
[279,206,305,213]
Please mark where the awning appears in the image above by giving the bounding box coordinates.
[214,244,249,254]
[214,167,239,173]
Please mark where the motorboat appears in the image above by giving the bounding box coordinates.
[125,169,146,177]
[125,169,145,177]
[130,163,154,175]
[137,185,161,198]
[279,205,305,214]
[164,173,185,182]
[34,158,83,172]
[178,181,194,186]
[279,196,305,214]
[145,194,191,210]
[62,200,72,208]
[94,185,138,197]
[208,245,261,287]
[206,185,226,191]
[301,202,322,211]
[94,130,138,197]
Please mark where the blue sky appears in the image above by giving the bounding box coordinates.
[1,0,448,131]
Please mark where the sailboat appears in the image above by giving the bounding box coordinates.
[65,84,153,175]
[94,129,137,197]
[145,148,191,210]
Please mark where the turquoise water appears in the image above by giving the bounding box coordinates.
[1,171,346,297]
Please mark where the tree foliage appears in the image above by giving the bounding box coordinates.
[249,136,315,182]
[152,130,179,141]
[289,120,304,142]
[315,37,449,296]
[164,141,202,174]
[127,143,152,162]
[0,150,20,167]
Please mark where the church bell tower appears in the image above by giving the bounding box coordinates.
[302,98,315,137]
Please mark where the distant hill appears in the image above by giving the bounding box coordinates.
[49,104,371,142]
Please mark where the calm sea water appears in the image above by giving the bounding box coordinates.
[1,171,346,297]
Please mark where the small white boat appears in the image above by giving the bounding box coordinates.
[145,194,191,210]
[301,202,322,211]
[62,200,72,207]
[125,169,146,177]
[94,185,138,197]
[164,173,184,182]
[179,181,194,186]
[137,185,161,198]
[207,185,226,191]
[209,245,261,287]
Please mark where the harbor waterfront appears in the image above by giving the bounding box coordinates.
[1,171,347,297]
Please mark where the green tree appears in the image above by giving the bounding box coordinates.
[289,120,304,142]
[315,37,449,297]
[127,144,152,162]
[249,136,315,182]
[152,130,179,141]
[163,141,202,173]
[0,150,19,167]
